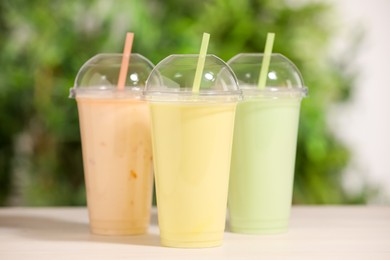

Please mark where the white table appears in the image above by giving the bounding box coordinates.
[0,207,389,259]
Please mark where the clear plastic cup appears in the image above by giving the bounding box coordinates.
[145,54,241,247]
[69,53,154,235]
[227,53,308,234]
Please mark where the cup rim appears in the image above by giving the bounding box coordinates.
[227,52,308,98]
[144,54,242,101]
[69,53,154,99]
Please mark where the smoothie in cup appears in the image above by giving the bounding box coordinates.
[69,53,154,235]
[145,54,241,247]
[227,53,307,234]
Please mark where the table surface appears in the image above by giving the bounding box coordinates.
[0,206,389,260]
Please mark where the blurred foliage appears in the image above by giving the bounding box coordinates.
[0,0,374,205]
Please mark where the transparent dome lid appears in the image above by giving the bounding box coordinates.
[227,53,308,98]
[145,54,241,102]
[69,53,154,99]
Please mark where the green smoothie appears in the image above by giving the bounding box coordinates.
[228,96,301,234]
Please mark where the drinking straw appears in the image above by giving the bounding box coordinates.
[257,32,275,89]
[117,32,134,90]
[192,33,210,93]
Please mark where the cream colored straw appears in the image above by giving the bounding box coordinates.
[258,32,275,89]
[192,33,210,93]
[117,32,134,90]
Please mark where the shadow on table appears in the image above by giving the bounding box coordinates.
[0,210,160,247]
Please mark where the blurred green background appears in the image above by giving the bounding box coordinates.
[0,0,377,206]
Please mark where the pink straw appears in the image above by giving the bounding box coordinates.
[117,32,134,90]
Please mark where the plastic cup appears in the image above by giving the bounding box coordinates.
[69,53,154,235]
[227,53,308,234]
[145,54,241,248]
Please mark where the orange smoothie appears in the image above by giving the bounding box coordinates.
[76,97,153,235]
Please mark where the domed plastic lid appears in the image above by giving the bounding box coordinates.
[227,53,308,98]
[145,54,241,102]
[69,53,154,99]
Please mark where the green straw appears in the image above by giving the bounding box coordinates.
[257,32,275,89]
[192,33,210,93]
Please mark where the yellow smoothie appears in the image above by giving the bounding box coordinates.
[149,102,236,247]
[77,97,153,235]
